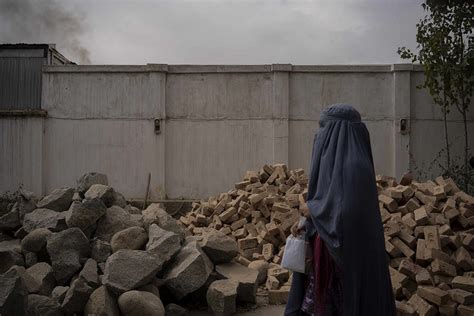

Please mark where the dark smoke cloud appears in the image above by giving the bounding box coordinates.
[0,0,90,64]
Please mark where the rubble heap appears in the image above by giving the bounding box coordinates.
[181,167,474,315]
[377,174,474,316]
[0,165,472,316]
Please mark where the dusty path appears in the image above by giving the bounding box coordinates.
[188,305,286,315]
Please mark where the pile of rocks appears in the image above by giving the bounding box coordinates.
[378,174,474,315]
[0,173,193,316]
[1,165,473,316]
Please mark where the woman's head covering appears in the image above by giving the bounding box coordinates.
[304,104,395,315]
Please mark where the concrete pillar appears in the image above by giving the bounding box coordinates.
[147,64,168,200]
[271,64,291,165]
[391,64,412,179]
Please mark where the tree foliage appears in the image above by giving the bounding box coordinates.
[398,0,473,192]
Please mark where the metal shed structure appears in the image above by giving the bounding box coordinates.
[0,44,73,110]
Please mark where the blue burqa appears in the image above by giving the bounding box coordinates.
[285,104,395,316]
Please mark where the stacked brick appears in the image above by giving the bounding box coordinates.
[378,174,474,316]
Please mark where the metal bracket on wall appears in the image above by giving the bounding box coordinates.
[154,118,161,134]
[399,118,410,135]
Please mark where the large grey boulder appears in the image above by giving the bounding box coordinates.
[6,266,40,294]
[85,285,120,316]
[0,268,28,316]
[206,279,239,316]
[23,208,66,233]
[77,172,108,195]
[85,184,115,207]
[215,262,259,303]
[0,240,24,273]
[94,206,141,242]
[65,198,106,232]
[26,262,56,296]
[201,229,238,264]
[146,224,181,269]
[37,188,74,212]
[27,294,62,316]
[110,226,147,252]
[90,239,112,263]
[0,208,21,231]
[142,204,184,239]
[118,290,165,316]
[103,250,161,294]
[21,228,52,253]
[163,241,214,300]
[46,228,90,284]
[61,277,93,315]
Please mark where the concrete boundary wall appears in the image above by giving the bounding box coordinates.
[1,64,472,199]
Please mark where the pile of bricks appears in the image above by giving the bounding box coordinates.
[180,164,308,265]
[181,165,474,314]
[179,163,307,300]
[378,174,474,316]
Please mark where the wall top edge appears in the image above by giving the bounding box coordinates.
[42,63,425,74]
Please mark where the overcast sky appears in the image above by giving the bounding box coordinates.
[0,0,425,65]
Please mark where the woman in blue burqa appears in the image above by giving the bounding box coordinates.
[285,104,395,316]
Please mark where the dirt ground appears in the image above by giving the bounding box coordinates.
[188,304,286,316]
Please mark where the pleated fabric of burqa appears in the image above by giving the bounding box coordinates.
[285,104,396,316]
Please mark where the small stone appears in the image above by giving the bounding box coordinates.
[268,287,290,305]
[85,285,121,316]
[268,267,290,284]
[26,262,56,296]
[50,286,69,304]
[201,229,238,264]
[248,260,269,285]
[79,258,99,288]
[90,239,112,263]
[21,228,52,253]
[103,249,161,294]
[46,228,90,284]
[37,187,74,212]
[206,279,239,315]
[85,184,116,207]
[27,294,62,316]
[118,290,165,316]
[215,262,259,303]
[266,275,280,290]
[66,198,107,232]
[61,277,94,315]
[164,303,187,316]
[77,172,108,195]
[111,226,148,252]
